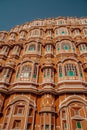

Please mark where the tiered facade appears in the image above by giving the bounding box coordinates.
[0,17,87,130]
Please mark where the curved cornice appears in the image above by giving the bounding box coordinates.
[59,95,87,111]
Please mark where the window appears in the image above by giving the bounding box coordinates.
[20,65,32,79]
[51,125,54,130]
[74,29,80,35]
[38,43,41,52]
[29,44,35,51]
[30,29,40,37]
[46,45,50,51]
[47,69,50,77]
[13,45,20,55]
[57,44,60,52]
[45,45,53,53]
[46,30,52,37]
[77,121,82,128]
[59,20,63,25]
[44,69,46,78]
[84,29,87,35]
[59,65,62,77]
[12,120,21,129]
[62,111,66,118]
[25,44,28,52]
[2,68,7,78]
[27,123,31,130]
[43,68,53,80]
[45,125,49,129]
[2,68,12,80]
[72,42,75,51]
[19,31,26,39]
[16,67,20,79]
[14,105,24,115]
[2,46,9,53]
[28,108,33,116]
[61,42,71,51]
[33,65,37,78]
[74,109,79,115]
[55,29,58,35]
[79,44,87,52]
[62,31,65,34]
[59,27,69,35]
[9,33,16,40]
[64,122,67,129]
[64,63,78,77]
[0,33,6,41]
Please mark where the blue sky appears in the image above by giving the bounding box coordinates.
[0,0,87,31]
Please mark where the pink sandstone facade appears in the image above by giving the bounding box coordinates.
[0,17,87,130]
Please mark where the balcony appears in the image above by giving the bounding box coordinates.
[71,115,85,121]
[44,51,54,58]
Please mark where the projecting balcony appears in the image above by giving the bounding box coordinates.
[56,51,77,58]
[73,33,81,39]
[44,51,54,58]
[0,77,9,85]
[23,51,41,58]
[10,53,20,59]
[11,78,38,93]
[42,78,54,86]
[79,51,87,58]
[40,106,55,113]
[71,115,85,121]
[0,52,8,59]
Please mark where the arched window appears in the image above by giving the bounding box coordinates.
[81,18,87,24]
[20,65,32,79]
[61,42,71,50]
[55,19,66,25]
[55,27,69,37]
[45,44,53,55]
[19,31,26,39]
[0,33,6,41]
[34,30,39,35]
[43,68,54,83]
[1,68,13,82]
[64,63,78,77]
[12,45,21,56]
[59,65,62,78]
[56,41,75,54]
[59,27,69,35]
[45,45,53,52]
[78,44,87,53]
[30,29,42,37]
[46,30,52,37]
[73,29,80,36]
[1,45,10,55]
[9,33,16,41]
[83,29,87,36]
[29,44,35,51]
[58,20,63,25]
